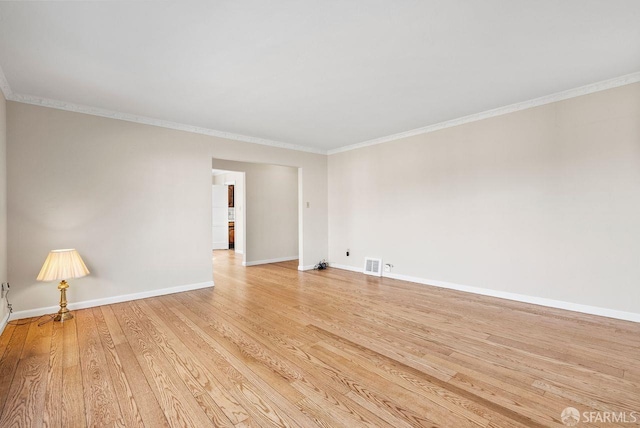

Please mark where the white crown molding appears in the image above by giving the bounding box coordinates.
[329,263,640,323]
[3,67,639,155]
[9,280,214,321]
[328,71,640,155]
[7,93,327,155]
[0,64,13,99]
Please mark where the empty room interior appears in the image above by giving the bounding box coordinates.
[0,1,639,427]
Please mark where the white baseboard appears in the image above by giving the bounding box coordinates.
[0,312,10,336]
[243,256,298,267]
[329,263,363,273]
[329,264,640,323]
[298,264,316,271]
[9,280,214,321]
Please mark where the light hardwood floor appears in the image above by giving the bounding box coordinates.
[0,250,639,427]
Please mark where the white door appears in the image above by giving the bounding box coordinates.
[212,185,229,250]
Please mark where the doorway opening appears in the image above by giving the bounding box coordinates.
[212,169,245,255]
[212,159,299,269]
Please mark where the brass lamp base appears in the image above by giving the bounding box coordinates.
[54,280,73,322]
[54,311,74,322]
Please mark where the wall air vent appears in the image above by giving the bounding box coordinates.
[363,257,382,277]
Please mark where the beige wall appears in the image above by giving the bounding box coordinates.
[6,82,639,319]
[213,170,245,255]
[212,160,298,264]
[0,90,7,324]
[7,103,327,315]
[329,83,640,315]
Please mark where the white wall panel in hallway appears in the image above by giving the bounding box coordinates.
[212,185,229,250]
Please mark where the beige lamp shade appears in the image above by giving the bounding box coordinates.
[36,249,90,282]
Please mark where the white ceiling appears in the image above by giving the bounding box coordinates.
[1,1,639,153]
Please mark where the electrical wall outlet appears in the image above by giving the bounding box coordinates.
[1,283,8,299]
[384,263,393,272]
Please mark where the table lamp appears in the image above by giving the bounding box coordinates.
[36,249,90,322]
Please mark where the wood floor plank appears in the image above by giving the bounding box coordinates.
[294,398,343,428]
[43,321,63,428]
[314,339,491,427]
[315,330,532,428]
[111,301,221,427]
[310,342,476,428]
[0,250,638,427]
[0,323,28,414]
[170,293,309,397]
[100,305,170,428]
[61,317,87,428]
[182,291,366,405]
[75,308,126,427]
[165,299,312,428]
[130,299,235,427]
[292,376,403,428]
[147,297,262,404]
[93,307,146,428]
[0,319,52,428]
[0,323,16,362]
[143,298,253,425]
[114,342,170,428]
